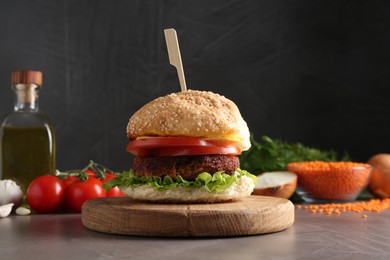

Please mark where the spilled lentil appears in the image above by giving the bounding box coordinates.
[296,198,390,218]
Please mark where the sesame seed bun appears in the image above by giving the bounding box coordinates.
[127,90,251,151]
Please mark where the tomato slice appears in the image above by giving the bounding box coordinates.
[134,146,241,157]
[128,137,235,149]
[126,137,241,157]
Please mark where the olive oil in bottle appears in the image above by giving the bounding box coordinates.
[0,70,56,191]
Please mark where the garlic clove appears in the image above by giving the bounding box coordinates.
[15,206,31,216]
[0,203,14,217]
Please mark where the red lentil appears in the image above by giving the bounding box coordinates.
[287,161,371,200]
[297,198,390,217]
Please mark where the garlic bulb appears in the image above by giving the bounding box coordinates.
[0,180,23,209]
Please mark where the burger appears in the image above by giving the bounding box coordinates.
[105,90,256,203]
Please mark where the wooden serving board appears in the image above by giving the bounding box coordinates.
[81,196,294,237]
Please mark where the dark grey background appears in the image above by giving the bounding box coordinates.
[0,0,389,171]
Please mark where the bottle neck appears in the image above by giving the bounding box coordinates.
[13,84,40,111]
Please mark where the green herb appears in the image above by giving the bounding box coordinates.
[239,135,350,175]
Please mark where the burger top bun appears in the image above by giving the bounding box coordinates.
[127,90,251,151]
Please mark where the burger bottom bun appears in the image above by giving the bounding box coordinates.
[120,176,255,203]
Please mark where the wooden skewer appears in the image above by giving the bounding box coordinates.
[164,28,187,91]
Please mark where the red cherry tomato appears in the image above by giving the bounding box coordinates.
[61,176,80,210]
[65,178,106,212]
[104,173,125,197]
[126,137,241,157]
[106,187,125,197]
[27,175,65,213]
[103,173,118,182]
[84,169,100,180]
[63,176,79,189]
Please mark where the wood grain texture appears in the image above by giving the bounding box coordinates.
[81,195,294,237]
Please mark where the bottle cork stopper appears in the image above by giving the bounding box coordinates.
[11,70,43,86]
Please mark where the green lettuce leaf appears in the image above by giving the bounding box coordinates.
[103,169,256,193]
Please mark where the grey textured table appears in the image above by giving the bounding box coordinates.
[1,206,390,260]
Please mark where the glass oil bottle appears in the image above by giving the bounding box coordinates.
[0,70,56,191]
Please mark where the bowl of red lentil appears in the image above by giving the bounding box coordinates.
[286,161,372,202]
